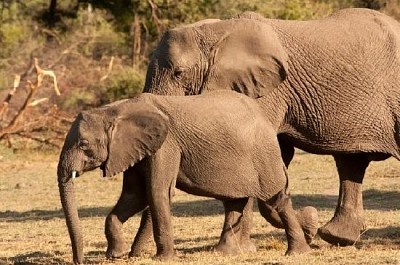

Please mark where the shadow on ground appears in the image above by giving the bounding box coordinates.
[1,189,399,223]
[0,251,66,265]
[0,208,108,222]
[290,188,400,211]
[363,226,400,243]
[1,251,113,265]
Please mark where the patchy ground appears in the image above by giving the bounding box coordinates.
[0,148,399,264]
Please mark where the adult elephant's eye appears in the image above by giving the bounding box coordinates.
[79,140,89,150]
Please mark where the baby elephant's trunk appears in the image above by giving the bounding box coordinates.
[58,166,84,264]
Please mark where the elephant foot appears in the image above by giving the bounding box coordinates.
[128,209,153,258]
[153,251,175,261]
[284,207,314,256]
[106,241,130,259]
[238,238,257,253]
[285,241,312,256]
[296,206,319,244]
[105,215,130,259]
[214,237,257,255]
[128,246,143,258]
[128,236,151,258]
[318,207,365,246]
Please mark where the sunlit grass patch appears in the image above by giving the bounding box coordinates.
[1,150,400,264]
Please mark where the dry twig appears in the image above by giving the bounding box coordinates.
[0,75,20,121]
[0,58,66,147]
[100,56,115,82]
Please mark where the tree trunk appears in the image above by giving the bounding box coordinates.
[132,14,141,68]
[48,0,57,28]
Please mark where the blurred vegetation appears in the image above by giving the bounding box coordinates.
[0,0,398,149]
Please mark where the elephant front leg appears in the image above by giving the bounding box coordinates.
[130,177,176,257]
[105,167,148,258]
[148,188,175,260]
[215,198,256,254]
[146,151,180,260]
[318,154,368,246]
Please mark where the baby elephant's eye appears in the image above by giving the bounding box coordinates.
[79,139,89,150]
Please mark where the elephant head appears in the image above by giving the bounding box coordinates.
[144,15,288,97]
[57,98,169,264]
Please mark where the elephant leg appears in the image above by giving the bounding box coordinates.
[105,167,148,258]
[238,198,257,252]
[258,139,318,244]
[129,207,153,257]
[258,200,318,245]
[130,176,176,257]
[263,190,311,255]
[318,154,368,246]
[146,151,181,261]
[215,198,255,254]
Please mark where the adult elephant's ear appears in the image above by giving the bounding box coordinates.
[206,18,288,98]
[104,105,169,178]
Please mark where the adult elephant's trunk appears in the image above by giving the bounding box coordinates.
[58,169,83,264]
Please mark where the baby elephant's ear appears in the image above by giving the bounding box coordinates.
[104,110,169,177]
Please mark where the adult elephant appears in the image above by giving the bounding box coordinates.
[139,7,400,247]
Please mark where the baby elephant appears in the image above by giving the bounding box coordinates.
[57,90,317,264]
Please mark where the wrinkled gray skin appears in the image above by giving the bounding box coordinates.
[140,7,400,248]
[57,91,318,264]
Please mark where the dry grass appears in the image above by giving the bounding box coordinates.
[0,148,400,264]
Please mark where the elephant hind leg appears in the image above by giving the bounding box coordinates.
[105,192,148,258]
[129,208,153,257]
[214,197,256,255]
[318,154,368,246]
[258,200,318,245]
[262,191,311,255]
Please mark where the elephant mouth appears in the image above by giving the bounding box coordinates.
[100,163,106,177]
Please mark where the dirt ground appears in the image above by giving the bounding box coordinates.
[0,148,399,264]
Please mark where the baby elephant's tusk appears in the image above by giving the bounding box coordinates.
[72,171,77,180]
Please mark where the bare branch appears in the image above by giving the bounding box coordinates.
[0,75,20,121]
[132,14,142,68]
[13,75,20,89]
[15,132,62,148]
[34,58,60,95]
[100,56,115,82]
[148,0,162,36]
[41,28,62,44]
[0,58,62,140]
[29,98,49,107]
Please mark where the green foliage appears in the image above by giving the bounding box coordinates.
[0,1,46,92]
[0,71,8,92]
[100,68,145,104]
[273,0,331,20]
[62,67,145,111]
[354,0,387,9]
[71,7,127,58]
[62,89,97,110]
[0,22,28,55]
